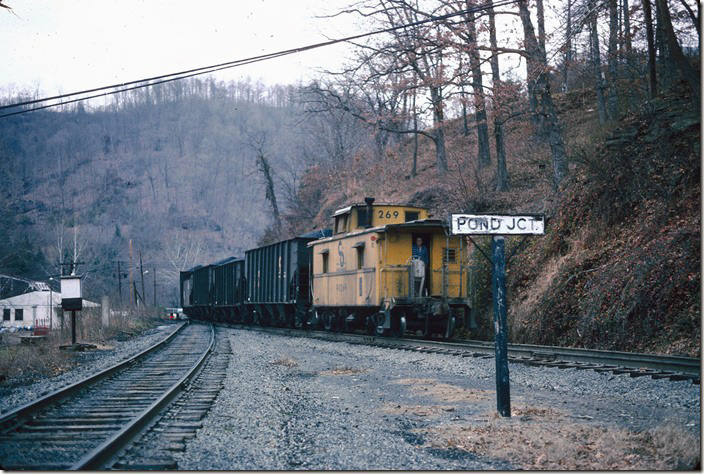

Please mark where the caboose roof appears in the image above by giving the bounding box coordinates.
[332,202,426,217]
[381,219,448,230]
[307,218,449,247]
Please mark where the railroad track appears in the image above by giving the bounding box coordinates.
[219,323,700,384]
[0,322,215,470]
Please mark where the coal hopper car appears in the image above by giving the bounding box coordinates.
[244,229,330,327]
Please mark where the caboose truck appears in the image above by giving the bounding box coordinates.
[309,198,475,339]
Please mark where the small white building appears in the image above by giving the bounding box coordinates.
[0,290,99,329]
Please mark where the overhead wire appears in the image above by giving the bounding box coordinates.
[0,0,520,119]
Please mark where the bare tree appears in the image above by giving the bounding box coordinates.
[589,0,609,123]
[563,0,574,92]
[464,2,492,168]
[642,0,658,98]
[248,132,282,238]
[329,0,452,173]
[655,0,700,103]
[608,0,620,119]
[517,0,569,191]
[488,1,509,191]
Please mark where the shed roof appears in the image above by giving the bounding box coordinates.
[0,290,99,307]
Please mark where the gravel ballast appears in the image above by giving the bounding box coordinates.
[0,322,183,414]
[176,327,700,470]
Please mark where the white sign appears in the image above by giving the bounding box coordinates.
[60,276,82,299]
[451,214,545,235]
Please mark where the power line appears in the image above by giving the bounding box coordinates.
[0,0,519,119]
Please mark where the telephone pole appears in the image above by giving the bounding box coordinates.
[139,251,146,308]
[153,267,157,306]
[117,261,123,302]
[129,240,134,306]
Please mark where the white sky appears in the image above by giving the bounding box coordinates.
[0,0,359,97]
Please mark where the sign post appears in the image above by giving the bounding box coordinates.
[451,214,545,417]
[491,236,510,416]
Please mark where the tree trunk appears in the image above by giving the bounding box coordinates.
[518,2,542,139]
[255,149,281,236]
[434,128,447,175]
[655,0,673,88]
[531,0,547,138]
[677,0,699,38]
[536,0,547,62]
[608,0,620,119]
[622,0,632,53]
[621,0,640,108]
[589,1,609,124]
[655,0,701,103]
[461,85,470,137]
[429,85,448,173]
[411,90,418,178]
[488,2,509,191]
[466,7,492,168]
[518,0,568,191]
[642,0,658,98]
[563,0,573,92]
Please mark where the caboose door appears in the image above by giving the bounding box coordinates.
[411,232,432,295]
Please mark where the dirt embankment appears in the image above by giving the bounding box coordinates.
[508,91,700,356]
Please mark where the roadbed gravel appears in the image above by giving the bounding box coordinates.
[0,321,183,414]
[175,327,700,470]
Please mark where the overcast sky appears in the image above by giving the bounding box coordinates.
[0,0,358,97]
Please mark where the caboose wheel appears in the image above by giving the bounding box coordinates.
[443,316,456,340]
[366,314,383,337]
[323,311,335,332]
[336,309,349,333]
[389,312,407,339]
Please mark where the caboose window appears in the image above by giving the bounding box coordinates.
[335,215,348,234]
[443,248,457,263]
[356,208,368,228]
[2,308,9,321]
[322,253,329,273]
[356,247,364,269]
[15,308,23,321]
[405,211,419,222]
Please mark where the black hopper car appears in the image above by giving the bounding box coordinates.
[181,229,330,328]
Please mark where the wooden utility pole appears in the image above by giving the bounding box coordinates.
[129,240,134,306]
[117,261,123,302]
[139,251,146,308]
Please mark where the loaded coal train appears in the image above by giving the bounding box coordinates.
[180,198,476,339]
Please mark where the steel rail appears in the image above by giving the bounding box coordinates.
[71,323,215,470]
[387,338,701,376]
[219,323,700,382]
[0,321,189,433]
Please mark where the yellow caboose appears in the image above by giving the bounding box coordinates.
[309,198,474,339]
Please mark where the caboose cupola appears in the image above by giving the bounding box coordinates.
[331,201,429,235]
